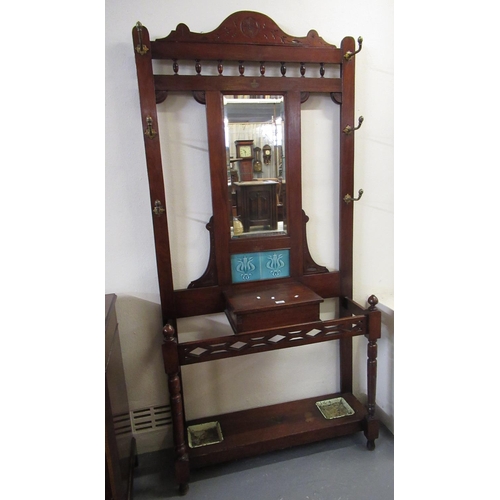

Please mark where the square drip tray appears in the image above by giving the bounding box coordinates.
[187,421,224,448]
[315,397,355,419]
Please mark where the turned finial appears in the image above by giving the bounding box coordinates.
[368,295,378,311]
[163,323,176,339]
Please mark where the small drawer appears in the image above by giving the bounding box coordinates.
[224,281,323,334]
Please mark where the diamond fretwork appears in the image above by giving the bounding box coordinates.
[268,334,286,343]
[306,329,321,337]
[189,347,208,357]
[230,341,247,350]
[179,316,367,365]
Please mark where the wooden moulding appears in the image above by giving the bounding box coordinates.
[224,281,323,334]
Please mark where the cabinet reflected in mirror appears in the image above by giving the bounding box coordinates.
[224,95,286,238]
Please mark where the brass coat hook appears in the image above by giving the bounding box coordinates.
[144,116,157,139]
[135,22,149,55]
[343,189,364,204]
[344,37,363,61]
[343,116,364,135]
[153,200,166,216]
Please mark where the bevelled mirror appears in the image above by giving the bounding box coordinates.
[224,95,286,239]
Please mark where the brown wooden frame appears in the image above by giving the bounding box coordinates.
[132,11,380,495]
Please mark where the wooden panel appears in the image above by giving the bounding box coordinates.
[174,286,226,318]
[152,42,343,64]
[229,235,292,255]
[234,181,278,233]
[154,75,342,93]
[299,271,341,298]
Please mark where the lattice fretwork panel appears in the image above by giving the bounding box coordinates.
[178,316,366,365]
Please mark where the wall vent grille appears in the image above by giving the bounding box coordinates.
[130,404,172,433]
[113,412,133,436]
[113,404,172,435]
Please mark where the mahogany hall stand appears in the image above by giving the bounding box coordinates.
[132,11,381,495]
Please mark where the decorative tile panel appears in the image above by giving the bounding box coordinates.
[231,250,290,283]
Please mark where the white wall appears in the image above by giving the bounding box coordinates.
[105,0,394,451]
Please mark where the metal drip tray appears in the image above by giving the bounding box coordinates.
[187,421,224,448]
[315,397,355,419]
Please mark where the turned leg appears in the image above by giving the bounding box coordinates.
[364,296,380,450]
[163,325,190,493]
[169,372,190,494]
[365,339,379,450]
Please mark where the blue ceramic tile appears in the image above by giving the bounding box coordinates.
[260,250,289,280]
[231,254,258,283]
[231,250,290,283]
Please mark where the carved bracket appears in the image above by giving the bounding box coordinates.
[192,90,206,105]
[302,210,329,275]
[330,92,342,105]
[188,217,218,288]
[156,90,168,104]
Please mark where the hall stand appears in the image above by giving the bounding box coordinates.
[132,12,381,495]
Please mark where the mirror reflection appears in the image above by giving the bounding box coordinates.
[224,95,286,238]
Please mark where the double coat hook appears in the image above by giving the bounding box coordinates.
[343,116,364,135]
[344,36,363,61]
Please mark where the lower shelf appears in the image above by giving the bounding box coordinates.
[186,392,368,468]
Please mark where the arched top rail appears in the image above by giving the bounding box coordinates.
[135,11,354,65]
